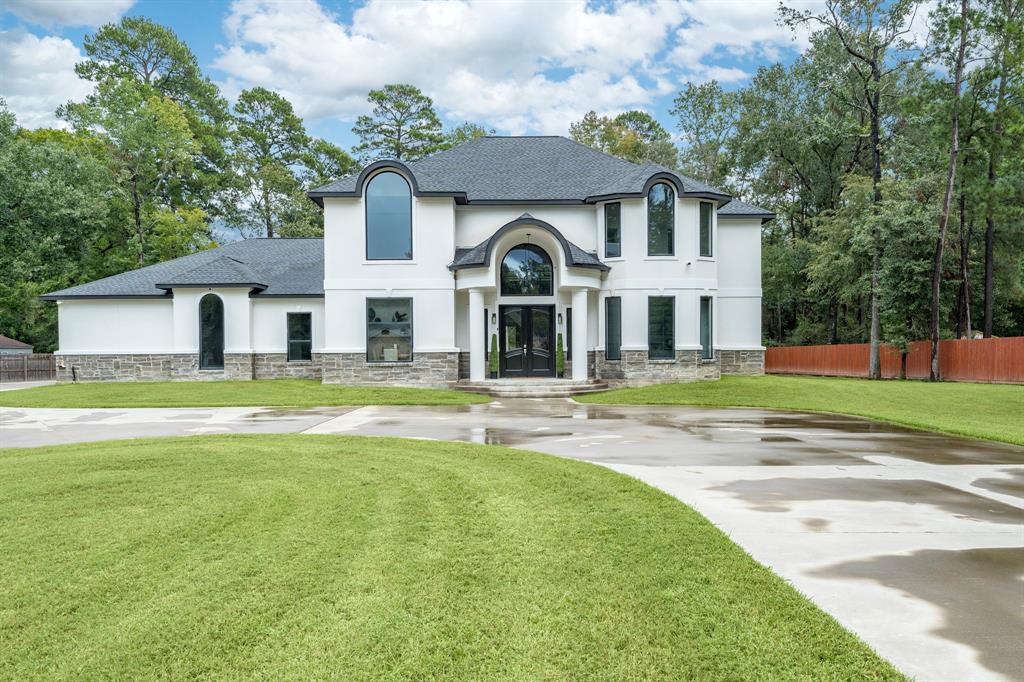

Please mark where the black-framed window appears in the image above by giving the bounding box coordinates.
[700,201,714,258]
[484,307,489,360]
[647,183,674,256]
[199,293,224,370]
[367,298,412,362]
[605,202,621,258]
[500,244,553,296]
[700,296,713,359]
[605,296,621,360]
[648,296,674,360]
[566,307,572,360]
[366,172,412,260]
[287,312,312,362]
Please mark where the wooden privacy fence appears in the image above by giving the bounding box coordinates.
[0,353,56,383]
[765,337,1024,384]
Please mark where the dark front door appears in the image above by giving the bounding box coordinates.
[499,305,554,377]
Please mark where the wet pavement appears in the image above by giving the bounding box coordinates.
[2,398,1023,681]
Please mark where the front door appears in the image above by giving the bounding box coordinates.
[499,305,554,377]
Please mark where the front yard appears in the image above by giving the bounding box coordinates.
[576,375,1024,446]
[0,378,488,408]
[0,435,901,679]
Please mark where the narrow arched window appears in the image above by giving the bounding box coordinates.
[366,172,412,260]
[501,244,553,296]
[199,294,224,370]
[647,183,675,256]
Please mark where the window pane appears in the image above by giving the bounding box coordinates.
[366,172,412,260]
[288,341,312,362]
[605,297,621,360]
[367,298,412,362]
[287,313,312,361]
[500,244,553,296]
[700,202,713,257]
[605,202,621,258]
[648,297,674,359]
[647,183,674,256]
[700,297,713,359]
[566,307,572,360]
[199,294,224,370]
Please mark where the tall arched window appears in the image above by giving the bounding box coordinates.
[365,172,412,260]
[501,244,553,296]
[199,294,224,370]
[647,182,675,256]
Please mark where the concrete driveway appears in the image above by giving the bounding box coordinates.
[2,399,1022,681]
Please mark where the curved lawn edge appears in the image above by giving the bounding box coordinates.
[0,378,490,408]
[0,434,904,680]
[574,375,1024,447]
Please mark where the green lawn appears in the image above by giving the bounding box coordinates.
[0,378,488,408]
[577,375,1024,446]
[0,435,901,680]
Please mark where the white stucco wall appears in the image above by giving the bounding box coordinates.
[716,217,763,349]
[56,299,175,354]
[251,299,325,353]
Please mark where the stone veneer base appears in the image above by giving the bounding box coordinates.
[321,352,459,387]
[56,353,325,382]
[717,349,766,376]
[595,349,720,385]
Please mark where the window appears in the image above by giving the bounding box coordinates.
[367,298,412,362]
[365,172,412,260]
[199,294,224,370]
[605,297,621,360]
[484,308,489,360]
[287,312,312,362]
[700,297,713,359]
[700,201,713,258]
[500,244,553,296]
[566,307,572,360]
[647,183,674,256]
[605,202,621,258]
[648,296,674,359]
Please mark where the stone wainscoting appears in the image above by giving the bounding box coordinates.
[321,352,459,387]
[253,353,323,380]
[595,349,719,385]
[564,351,597,379]
[56,353,255,382]
[718,349,765,375]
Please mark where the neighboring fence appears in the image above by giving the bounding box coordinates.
[765,337,1024,384]
[0,353,56,383]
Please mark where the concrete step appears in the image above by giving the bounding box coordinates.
[454,380,609,398]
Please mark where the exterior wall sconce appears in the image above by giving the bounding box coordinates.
[491,313,496,324]
[557,313,563,325]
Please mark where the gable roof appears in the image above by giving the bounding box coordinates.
[450,213,608,272]
[0,334,32,350]
[717,197,775,219]
[41,239,324,300]
[309,136,757,208]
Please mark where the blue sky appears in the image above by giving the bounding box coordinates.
[1,0,820,152]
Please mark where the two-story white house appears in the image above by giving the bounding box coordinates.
[43,136,772,386]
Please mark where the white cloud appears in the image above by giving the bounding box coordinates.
[3,0,135,28]
[0,29,94,128]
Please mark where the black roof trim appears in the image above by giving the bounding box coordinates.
[155,282,267,291]
[307,159,469,206]
[248,293,325,299]
[39,293,173,301]
[449,214,609,272]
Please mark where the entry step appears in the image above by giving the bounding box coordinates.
[454,379,609,398]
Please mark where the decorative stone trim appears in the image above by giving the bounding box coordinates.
[253,353,323,380]
[595,349,719,385]
[564,351,596,379]
[458,351,470,380]
[56,353,255,382]
[321,352,459,387]
[718,349,765,375]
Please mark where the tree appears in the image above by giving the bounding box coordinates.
[672,81,739,188]
[569,110,677,167]
[444,121,493,148]
[351,84,444,162]
[302,138,357,188]
[929,0,970,380]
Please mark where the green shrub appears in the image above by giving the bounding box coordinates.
[556,333,565,377]
[489,333,499,375]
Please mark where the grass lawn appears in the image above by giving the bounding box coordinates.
[0,378,488,408]
[0,435,901,680]
[577,375,1024,446]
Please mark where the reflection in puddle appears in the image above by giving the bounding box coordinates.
[971,468,1024,501]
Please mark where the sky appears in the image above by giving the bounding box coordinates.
[0,0,826,151]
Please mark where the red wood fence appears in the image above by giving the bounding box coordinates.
[0,353,56,383]
[765,337,1024,384]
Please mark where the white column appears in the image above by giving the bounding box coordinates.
[571,288,588,381]
[468,288,486,381]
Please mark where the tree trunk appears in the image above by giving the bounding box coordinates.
[983,67,1008,337]
[930,0,968,381]
[263,183,274,239]
[868,53,883,380]
[959,198,972,338]
[131,173,144,266]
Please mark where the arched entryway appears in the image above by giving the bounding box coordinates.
[199,293,224,370]
[498,244,555,377]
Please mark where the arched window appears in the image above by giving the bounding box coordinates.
[647,182,675,256]
[365,172,412,260]
[501,244,553,296]
[199,294,224,370]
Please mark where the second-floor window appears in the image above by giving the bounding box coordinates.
[605,202,621,258]
[700,201,714,257]
[366,172,412,260]
[647,183,674,256]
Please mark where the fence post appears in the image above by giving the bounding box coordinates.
[23,356,28,382]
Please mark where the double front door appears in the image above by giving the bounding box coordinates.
[499,305,554,377]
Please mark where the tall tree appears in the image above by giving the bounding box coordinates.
[443,121,493,148]
[569,110,677,167]
[352,84,444,162]
[781,0,921,379]
[929,0,970,380]
[672,81,739,188]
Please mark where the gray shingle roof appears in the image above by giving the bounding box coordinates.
[310,136,747,206]
[41,239,324,300]
[449,212,608,272]
[717,198,775,219]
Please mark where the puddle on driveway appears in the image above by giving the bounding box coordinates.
[710,477,1024,525]
[971,468,1024,501]
[813,547,1024,680]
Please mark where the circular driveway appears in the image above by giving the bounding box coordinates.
[3,398,1023,681]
